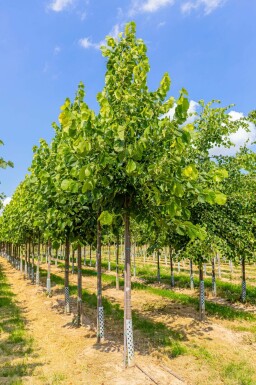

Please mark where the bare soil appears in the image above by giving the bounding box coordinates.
[1,257,256,385]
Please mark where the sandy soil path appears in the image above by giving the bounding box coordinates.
[0,257,185,385]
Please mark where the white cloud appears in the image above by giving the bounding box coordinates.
[181,0,226,15]
[79,24,122,51]
[79,37,97,49]
[3,197,11,206]
[141,0,174,12]
[209,111,256,156]
[129,0,174,15]
[110,24,122,40]
[165,100,199,123]
[48,0,75,12]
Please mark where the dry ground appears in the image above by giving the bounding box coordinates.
[1,257,256,385]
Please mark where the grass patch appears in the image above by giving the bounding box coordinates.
[0,261,34,379]
[53,262,256,322]
[45,270,187,358]
[222,362,254,385]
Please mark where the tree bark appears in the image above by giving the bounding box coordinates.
[199,264,205,321]
[124,201,134,367]
[36,237,40,285]
[190,258,194,290]
[64,238,70,313]
[157,249,160,283]
[241,257,246,303]
[116,237,120,290]
[212,257,216,297]
[97,220,104,342]
[77,244,82,327]
[169,246,174,288]
[46,242,51,296]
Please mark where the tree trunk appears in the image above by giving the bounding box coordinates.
[64,238,71,314]
[124,206,134,367]
[24,243,28,279]
[108,243,111,271]
[157,249,160,283]
[97,220,104,343]
[83,246,86,266]
[47,242,51,296]
[20,245,23,272]
[116,238,120,290]
[217,252,221,278]
[36,237,40,285]
[28,241,31,279]
[71,249,75,274]
[133,243,136,278]
[77,244,82,327]
[241,257,246,303]
[55,249,58,267]
[89,244,92,267]
[199,264,205,321]
[211,257,216,297]
[190,258,194,290]
[170,246,174,288]
[31,242,35,284]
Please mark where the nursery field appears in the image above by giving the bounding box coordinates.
[1,252,256,385]
[1,20,256,385]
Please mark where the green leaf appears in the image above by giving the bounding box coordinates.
[82,180,94,193]
[60,179,73,191]
[98,211,114,226]
[126,160,137,174]
[182,165,199,180]
[117,126,125,141]
[214,192,227,205]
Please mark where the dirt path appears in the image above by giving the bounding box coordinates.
[2,257,256,385]
[0,257,185,385]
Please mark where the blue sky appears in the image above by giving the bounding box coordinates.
[0,0,255,198]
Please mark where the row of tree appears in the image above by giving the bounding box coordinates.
[0,22,255,366]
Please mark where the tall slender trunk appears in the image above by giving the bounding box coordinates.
[133,243,136,277]
[97,220,104,342]
[212,257,216,296]
[28,241,31,279]
[124,203,134,367]
[108,243,111,271]
[20,245,23,272]
[71,249,75,274]
[24,243,28,279]
[170,246,174,288]
[77,244,82,327]
[47,242,51,296]
[64,238,71,314]
[241,257,246,303]
[89,244,92,267]
[31,242,35,283]
[157,249,160,283]
[199,264,205,321]
[116,237,120,290]
[229,259,233,275]
[55,249,58,267]
[217,252,221,278]
[83,246,86,266]
[36,237,40,285]
[190,258,194,290]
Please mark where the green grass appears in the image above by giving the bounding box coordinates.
[41,269,187,358]
[0,262,34,381]
[65,255,256,305]
[52,261,256,322]
[222,362,254,385]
